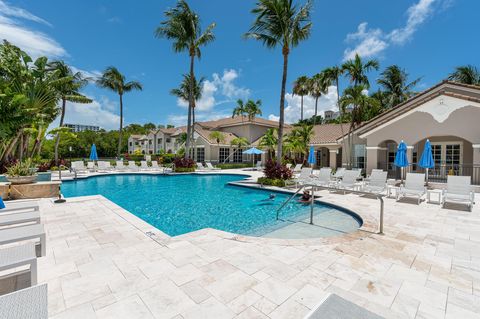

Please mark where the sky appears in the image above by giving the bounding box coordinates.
[1,0,479,130]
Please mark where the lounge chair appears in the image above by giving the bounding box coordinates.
[151,161,161,170]
[140,161,151,171]
[71,161,87,174]
[304,293,384,319]
[0,224,46,257]
[254,161,263,171]
[127,161,139,171]
[97,161,112,173]
[206,162,221,170]
[332,167,346,180]
[442,175,475,211]
[196,163,207,170]
[310,168,332,187]
[396,173,426,204]
[0,243,37,285]
[1,201,39,214]
[0,284,48,319]
[115,161,127,171]
[87,161,96,172]
[337,170,362,192]
[293,163,303,173]
[363,171,388,194]
[0,211,40,227]
[296,168,313,187]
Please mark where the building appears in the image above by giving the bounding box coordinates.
[128,126,186,155]
[65,123,100,132]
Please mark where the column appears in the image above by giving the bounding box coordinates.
[365,146,379,175]
[329,148,339,169]
[407,146,414,175]
[473,144,480,185]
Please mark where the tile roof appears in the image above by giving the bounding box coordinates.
[198,116,288,129]
[310,123,350,144]
[194,125,239,146]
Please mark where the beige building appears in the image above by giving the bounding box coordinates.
[128,127,186,155]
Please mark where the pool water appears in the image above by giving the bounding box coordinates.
[61,174,361,237]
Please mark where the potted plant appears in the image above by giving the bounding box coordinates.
[36,162,52,182]
[5,159,38,184]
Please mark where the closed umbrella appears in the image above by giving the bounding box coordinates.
[394,140,409,182]
[243,147,264,168]
[89,144,98,161]
[418,139,434,185]
[307,146,316,170]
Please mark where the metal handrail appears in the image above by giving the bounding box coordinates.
[276,185,305,220]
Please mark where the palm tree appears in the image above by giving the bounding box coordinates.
[232,99,247,119]
[96,67,142,157]
[245,0,313,162]
[448,65,480,85]
[231,137,249,162]
[293,75,310,121]
[49,61,92,164]
[209,131,225,146]
[342,53,379,88]
[156,0,216,159]
[286,123,313,162]
[377,65,420,108]
[259,128,278,159]
[308,73,327,125]
[245,99,262,121]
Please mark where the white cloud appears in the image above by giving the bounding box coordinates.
[0,1,66,58]
[343,0,445,60]
[268,86,338,124]
[167,110,231,127]
[212,69,250,99]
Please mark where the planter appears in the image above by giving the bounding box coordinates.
[37,171,52,182]
[0,175,7,183]
[6,175,38,185]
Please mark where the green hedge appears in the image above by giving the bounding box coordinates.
[257,177,287,187]
[174,167,195,173]
[217,163,252,170]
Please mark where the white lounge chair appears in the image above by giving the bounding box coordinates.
[196,163,207,170]
[296,167,313,187]
[332,167,346,180]
[97,161,112,173]
[0,224,46,257]
[0,211,40,227]
[0,284,48,319]
[293,163,303,173]
[310,168,332,187]
[254,161,263,171]
[442,175,475,211]
[304,293,384,319]
[363,171,388,194]
[397,173,426,204]
[151,161,161,170]
[337,170,362,192]
[87,161,96,172]
[206,162,221,170]
[127,161,139,171]
[115,161,127,171]
[140,161,151,171]
[1,201,39,214]
[0,243,37,285]
[71,161,87,174]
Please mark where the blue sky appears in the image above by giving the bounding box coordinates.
[1,0,478,130]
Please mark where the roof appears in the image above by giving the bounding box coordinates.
[351,80,480,138]
[310,123,350,144]
[194,125,239,146]
[198,116,288,129]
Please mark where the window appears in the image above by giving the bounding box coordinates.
[157,138,162,144]
[166,138,171,143]
[135,142,139,146]
[353,144,366,169]
[219,148,230,163]
[233,148,243,162]
[196,148,205,163]
[129,142,132,146]
[149,140,152,145]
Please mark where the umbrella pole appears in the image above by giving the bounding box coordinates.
[425,168,429,186]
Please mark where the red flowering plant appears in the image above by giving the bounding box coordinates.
[258,159,293,187]
[173,157,195,172]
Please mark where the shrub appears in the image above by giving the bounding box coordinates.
[6,159,35,177]
[174,167,195,173]
[263,159,293,180]
[217,163,251,169]
[258,177,286,187]
[173,157,195,172]
[161,153,175,164]
[37,162,50,172]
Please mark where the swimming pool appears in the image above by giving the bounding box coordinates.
[61,174,361,237]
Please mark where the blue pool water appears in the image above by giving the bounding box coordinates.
[61,174,361,237]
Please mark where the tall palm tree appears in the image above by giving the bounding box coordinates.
[308,73,327,126]
[377,65,420,108]
[232,99,247,119]
[286,123,313,162]
[245,0,313,162]
[245,99,263,121]
[259,128,278,159]
[342,53,379,88]
[209,131,225,146]
[156,0,216,159]
[448,65,480,85]
[96,67,142,157]
[49,61,92,164]
[293,75,310,121]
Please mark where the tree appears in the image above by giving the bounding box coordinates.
[342,53,379,88]
[156,0,216,159]
[143,123,157,130]
[232,99,247,119]
[48,61,92,164]
[96,67,142,157]
[292,75,309,121]
[308,73,327,125]
[209,131,225,146]
[245,99,262,121]
[259,128,278,159]
[285,123,313,162]
[448,65,480,86]
[377,65,420,108]
[245,0,313,162]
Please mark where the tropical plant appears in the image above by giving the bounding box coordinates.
[377,65,420,108]
[245,0,313,162]
[342,53,379,88]
[292,75,309,121]
[308,73,327,125]
[447,65,480,86]
[244,99,263,121]
[259,128,278,159]
[209,131,225,145]
[6,158,35,177]
[263,159,293,180]
[232,99,247,119]
[230,137,249,148]
[96,66,142,157]
[284,123,313,162]
[156,0,216,159]
[48,61,92,164]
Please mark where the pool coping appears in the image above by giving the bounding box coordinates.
[60,171,379,246]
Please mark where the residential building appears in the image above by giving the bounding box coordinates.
[65,123,100,132]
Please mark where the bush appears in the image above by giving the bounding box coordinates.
[160,153,175,164]
[263,159,293,180]
[173,157,195,172]
[258,177,286,187]
[6,159,35,177]
[174,167,195,173]
[217,163,251,170]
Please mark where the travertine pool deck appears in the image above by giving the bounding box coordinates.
[11,171,480,318]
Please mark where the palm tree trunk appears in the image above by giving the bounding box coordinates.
[277,49,289,162]
[19,134,24,162]
[336,77,348,167]
[300,95,304,121]
[313,97,319,126]
[192,106,196,161]
[117,94,124,157]
[55,98,66,165]
[1,131,22,162]
[185,53,195,159]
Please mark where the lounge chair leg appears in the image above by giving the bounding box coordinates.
[30,260,37,285]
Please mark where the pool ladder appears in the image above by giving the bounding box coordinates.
[276,185,308,221]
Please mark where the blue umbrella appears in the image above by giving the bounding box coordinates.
[89,144,98,161]
[307,146,316,167]
[0,197,5,209]
[419,139,434,184]
[394,140,409,182]
[243,147,264,168]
